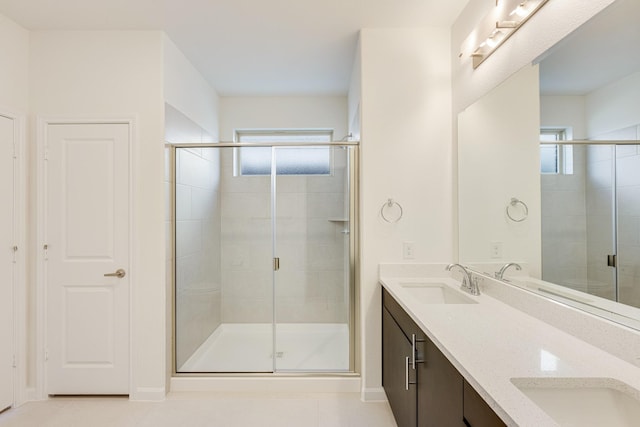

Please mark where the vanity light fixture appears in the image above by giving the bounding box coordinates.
[460,0,550,69]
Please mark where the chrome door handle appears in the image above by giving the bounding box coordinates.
[104,268,126,278]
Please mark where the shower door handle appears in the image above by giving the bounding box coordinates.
[607,255,617,268]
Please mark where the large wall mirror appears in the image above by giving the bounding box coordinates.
[458,0,640,330]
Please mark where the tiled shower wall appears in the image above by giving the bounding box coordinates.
[175,147,222,366]
[542,126,640,308]
[541,145,588,292]
[219,147,350,324]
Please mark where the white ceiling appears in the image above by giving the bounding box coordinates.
[538,0,640,96]
[0,0,469,96]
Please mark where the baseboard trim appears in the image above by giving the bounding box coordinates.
[25,387,40,403]
[130,387,166,401]
[361,387,387,402]
[170,376,361,393]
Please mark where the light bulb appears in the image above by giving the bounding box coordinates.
[510,1,530,18]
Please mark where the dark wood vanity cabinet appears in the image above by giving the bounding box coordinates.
[382,288,464,427]
[463,380,506,427]
[382,307,417,427]
[382,288,505,427]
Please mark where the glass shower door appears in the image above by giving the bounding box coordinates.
[174,143,356,374]
[615,144,640,308]
[175,146,274,373]
[541,144,617,298]
[273,145,352,372]
[584,144,617,301]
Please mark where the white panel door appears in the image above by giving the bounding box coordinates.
[0,115,15,410]
[46,123,130,395]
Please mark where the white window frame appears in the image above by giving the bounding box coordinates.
[234,129,334,177]
[541,128,573,175]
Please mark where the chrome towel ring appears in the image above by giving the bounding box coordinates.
[506,197,528,222]
[381,198,403,223]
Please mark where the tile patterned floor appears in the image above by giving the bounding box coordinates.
[0,392,397,427]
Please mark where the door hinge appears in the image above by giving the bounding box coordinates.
[12,245,17,263]
[43,244,49,260]
[607,254,617,268]
[44,349,49,361]
[12,354,17,368]
[273,257,280,271]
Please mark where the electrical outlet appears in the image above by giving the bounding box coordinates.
[490,242,503,259]
[403,241,415,259]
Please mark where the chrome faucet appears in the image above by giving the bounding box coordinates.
[495,262,522,280]
[446,263,480,296]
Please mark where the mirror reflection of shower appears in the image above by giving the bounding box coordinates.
[171,142,357,373]
[540,135,640,309]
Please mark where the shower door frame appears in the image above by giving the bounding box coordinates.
[542,139,640,304]
[169,141,360,376]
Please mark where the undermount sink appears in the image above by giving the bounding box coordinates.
[399,282,478,304]
[512,378,640,427]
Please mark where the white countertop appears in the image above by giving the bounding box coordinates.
[379,274,640,427]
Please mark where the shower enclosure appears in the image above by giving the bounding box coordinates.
[541,141,640,309]
[171,142,357,373]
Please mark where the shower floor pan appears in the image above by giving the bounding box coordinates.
[179,323,350,373]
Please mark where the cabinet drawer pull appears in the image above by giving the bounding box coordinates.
[405,356,418,390]
[405,356,410,390]
[411,334,426,369]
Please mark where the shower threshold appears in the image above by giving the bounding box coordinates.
[179,323,350,373]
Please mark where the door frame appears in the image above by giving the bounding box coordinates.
[169,142,360,376]
[0,109,27,408]
[36,116,136,399]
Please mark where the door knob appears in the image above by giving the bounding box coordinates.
[104,268,126,278]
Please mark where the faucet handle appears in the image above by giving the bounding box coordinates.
[470,275,481,296]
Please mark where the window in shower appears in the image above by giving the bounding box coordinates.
[540,129,573,174]
[235,130,332,176]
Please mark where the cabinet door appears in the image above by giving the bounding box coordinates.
[463,380,506,427]
[418,339,464,427]
[383,307,417,427]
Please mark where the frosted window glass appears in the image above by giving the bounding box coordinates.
[239,147,271,175]
[563,145,574,174]
[540,144,559,174]
[236,131,332,176]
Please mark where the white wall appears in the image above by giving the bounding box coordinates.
[540,96,587,140]
[219,96,348,141]
[458,65,541,276]
[30,31,166,400]
[0,14,29,113]
[357,28,453,399]
[586,71,640,138]
[163,35,220,140]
